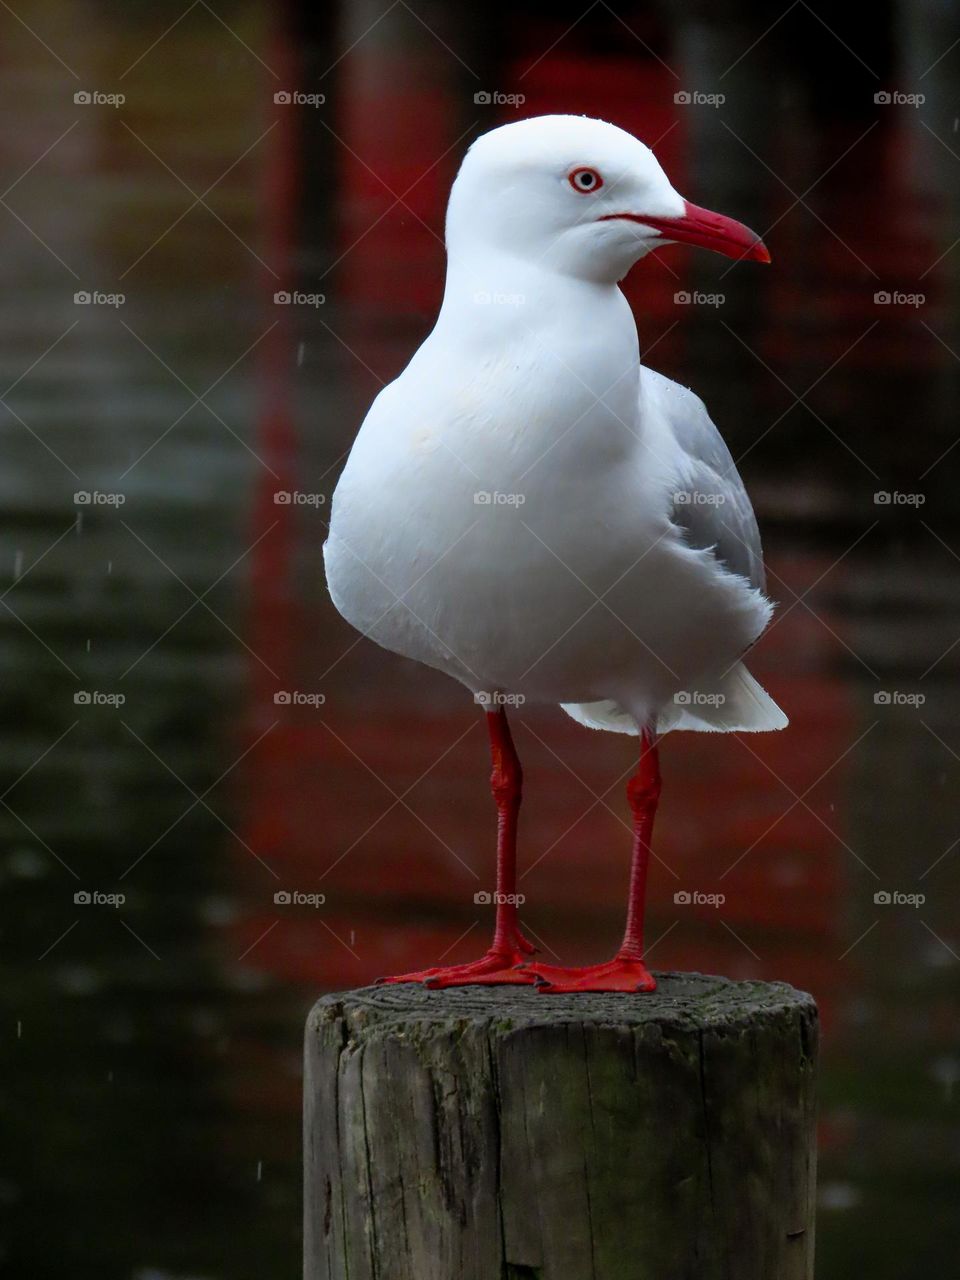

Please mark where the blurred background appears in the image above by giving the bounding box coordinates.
[1,1,958,1276]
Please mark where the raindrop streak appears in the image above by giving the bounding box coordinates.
[256,1160,263,1182]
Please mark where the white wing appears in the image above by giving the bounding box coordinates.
[643,366,765,592]
[560,368,785,738]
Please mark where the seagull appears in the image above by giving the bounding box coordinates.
[324,114,786,993]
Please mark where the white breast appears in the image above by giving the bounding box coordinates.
[325,270,768,719]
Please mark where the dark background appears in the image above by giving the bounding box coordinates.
[1,1,958,1276]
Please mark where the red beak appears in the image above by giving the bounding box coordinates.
[600,199,770,264]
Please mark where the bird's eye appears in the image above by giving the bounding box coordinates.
[569,166,603,193]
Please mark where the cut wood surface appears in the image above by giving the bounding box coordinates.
[304,972,818,1280]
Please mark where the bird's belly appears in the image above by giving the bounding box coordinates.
[326,475,764,707]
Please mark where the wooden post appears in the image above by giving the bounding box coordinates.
[304,972,818,1280]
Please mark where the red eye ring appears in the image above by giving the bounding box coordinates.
[569,166,603,193]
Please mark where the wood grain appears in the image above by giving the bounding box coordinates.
[304,973,818,1280]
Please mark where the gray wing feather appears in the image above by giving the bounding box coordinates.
[646,369,765,592]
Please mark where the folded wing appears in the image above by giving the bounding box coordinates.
[644,367,765,592]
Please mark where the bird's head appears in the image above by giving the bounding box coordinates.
[446,114,769,284]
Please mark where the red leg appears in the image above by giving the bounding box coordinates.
[528,729,661,993]
[378,706,536,986]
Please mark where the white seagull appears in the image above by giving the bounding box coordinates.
[325,114,787,993]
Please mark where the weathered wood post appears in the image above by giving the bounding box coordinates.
[304,972,818,1280]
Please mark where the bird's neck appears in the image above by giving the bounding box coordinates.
[424,250,644,471]
[435,250,636,351]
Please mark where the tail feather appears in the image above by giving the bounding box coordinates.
[657,663,788,734]
[559,698,639,735]
[560,664,787,736]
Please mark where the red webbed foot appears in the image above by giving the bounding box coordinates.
[526,955,656,993]
[378,932,537,988]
